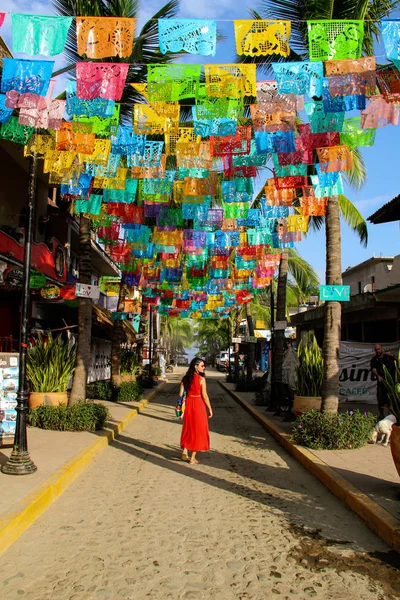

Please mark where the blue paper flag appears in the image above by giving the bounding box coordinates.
[1,58,54,95]
[158,19,217,57]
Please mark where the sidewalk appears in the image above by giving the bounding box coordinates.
[220,379,400,549]
[0,383,164,555]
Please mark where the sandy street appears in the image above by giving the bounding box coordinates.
[1,371,399,600]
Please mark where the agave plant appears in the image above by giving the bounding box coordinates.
[296,332,324,397]
[383,350,400,423]
[27,333,77,393]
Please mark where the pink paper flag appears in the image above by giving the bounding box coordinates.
[76,62,129,101]
[0,13,5,28]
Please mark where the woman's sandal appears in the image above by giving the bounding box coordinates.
[181,453,189,462]
[189,458,199,464]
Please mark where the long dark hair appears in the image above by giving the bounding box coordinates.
[182,357,205,390]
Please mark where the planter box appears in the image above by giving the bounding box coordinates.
[293,395,322,416]
[29,392,68,408]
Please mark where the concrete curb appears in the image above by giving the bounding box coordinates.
[218,381,400,550]
[0,384,165,557]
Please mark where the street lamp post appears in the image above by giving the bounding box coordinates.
[148,305,153,382]
[2,155,38,475]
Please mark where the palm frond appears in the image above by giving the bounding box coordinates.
[338,194,368,247]
[343,147,367,190]
[288,247,320,288]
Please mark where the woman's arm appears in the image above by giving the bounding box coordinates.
[179,382,184,397]
[200,378,213,418]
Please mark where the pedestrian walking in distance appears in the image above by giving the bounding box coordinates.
[370,344,396,419]
[180,357,213,464]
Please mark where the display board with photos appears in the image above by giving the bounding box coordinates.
[0,353,18,447]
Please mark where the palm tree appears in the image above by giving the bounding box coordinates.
[53,0,181,402]
[110,276,127,386]
[161,317,194,363]
[247,0,398,412]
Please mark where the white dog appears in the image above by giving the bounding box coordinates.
[369,414,397,446]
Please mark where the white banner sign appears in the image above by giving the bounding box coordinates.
[75,283,100,300]
[88,338,111,383]
[339,341,399,404]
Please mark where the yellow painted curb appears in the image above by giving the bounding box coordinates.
[0,383,165,557]
[219,381,400,551]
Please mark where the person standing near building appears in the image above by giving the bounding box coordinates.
[370,344,396,418]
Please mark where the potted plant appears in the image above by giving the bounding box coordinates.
[27,332,76,408]
[293,333,323,416]
[383,350,400,477]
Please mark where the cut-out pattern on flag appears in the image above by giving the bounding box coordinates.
[210,126,252,156]
[376,65,400,102]
[265,178,296,206]
[24,134,55,158]
[205,64,256,98]
[75,195,102,215]
[1,58,54,96]
[254,130,296,154]
[195,95,244,120]
[340,116,376,149]
[299,188,328,216]
[165,127,198,156]
[129,141,164,168]
[272,61,324,97]
[360,95,400,128]
[250,104,296,132]
[304,101,345,133]
[73,105,120,137]
[56,122,96,154]
[297,123,340,150]
[111,126,146,156]
[176,141,213,169]
[0,95,13,123]
[66,81,116,117]
[133,102,180,135]
[325,56,375,76]
[316,145,354,172]
[256,80,304,112]
[158,19,216,56]
[76,63,129,101]
[76,17,136,58]
[12,14,73,56]
[0,116,34,144]
[307,20,363,61]
[131,154,166,179]
[322,78,366,112]
[147,64,201,102]
[381,20,400,60]
[192,113,237,137]
[234,20,291,57]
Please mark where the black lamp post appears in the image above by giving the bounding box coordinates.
[2,156,38,475]
[148,305,153,382]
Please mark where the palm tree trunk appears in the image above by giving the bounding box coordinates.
[322,196,342,414]
[111,277,127,387]
[245,303,255,383]
[273,251,288,386]
[69,215,92,405]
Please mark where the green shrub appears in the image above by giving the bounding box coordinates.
[296,333,323,397]
[120,349,141,376]
[28,402,110,431]
[27,332,76,393]
[291,409,376,450]
[87,380,114,401]
[116,381,143,402]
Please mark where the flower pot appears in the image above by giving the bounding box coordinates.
[29,392,68,408]
[293,395,322,416]
[120,375,136,383]
[390,425,400,478]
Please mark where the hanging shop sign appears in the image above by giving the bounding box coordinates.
[29,271,46,288]
[0,353,19,448]
[60,284,77,300]
[319,285,350,302]
[40,283,60,300]
[232,337,243,343]
[245,336,257,343]
[5,268,24,287]
[75,283,100,300]
[111,311,128,320]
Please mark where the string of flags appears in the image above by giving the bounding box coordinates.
[0,12,399,320]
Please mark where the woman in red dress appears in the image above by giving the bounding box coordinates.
[179,357,213,464]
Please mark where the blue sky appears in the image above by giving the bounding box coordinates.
[2,0,400,281]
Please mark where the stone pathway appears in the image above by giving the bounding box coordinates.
[1,375,399,600]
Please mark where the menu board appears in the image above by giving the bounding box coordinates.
[0,353,19,447]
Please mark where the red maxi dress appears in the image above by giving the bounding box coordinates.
[180,373,210,452]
